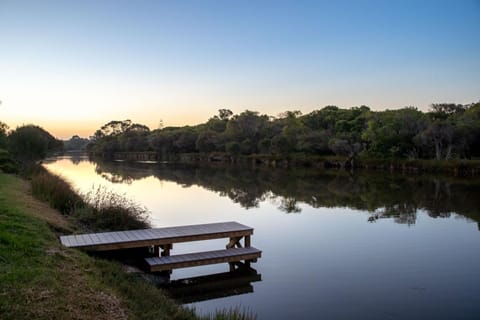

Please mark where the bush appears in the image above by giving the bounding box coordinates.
[0,149,17,173]
[76,185,150,231]
[30,167,82,215]
[8,125,63,161]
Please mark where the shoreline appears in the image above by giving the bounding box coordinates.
[92,151,480,177]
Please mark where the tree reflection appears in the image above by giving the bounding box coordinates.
[92,159,480,228]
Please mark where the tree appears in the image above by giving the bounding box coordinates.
[8,125,63,161]
[64,135,90,151]
[195,131,220,153]
[280,110,303,151]
[225,141,241,155]
[328,137,363,166]
[99,120,149,137]
[218,109,233,121]
[361,108,426,158]
[0,121,8,148]
[416,121,456,160]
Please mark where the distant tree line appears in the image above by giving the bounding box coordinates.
[64,135,90,151]
[88,103,480,161]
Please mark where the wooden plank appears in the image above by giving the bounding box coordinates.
[89,233,102,244]
[60,235,72,247]
[61,221,254,251]
[73,234,87,246]
[145,247,262,272]
[85,234,96,246]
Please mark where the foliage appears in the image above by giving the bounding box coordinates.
[0,121,8,148]
[7,124,63,161]
[0,148,17,173]
[88,103,480,161]
[64,135,90,151]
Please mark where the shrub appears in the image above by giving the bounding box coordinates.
[30,167,82,215]
[0,149,17,173]
[76,185,150,231]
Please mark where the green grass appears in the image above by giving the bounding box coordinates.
[0,173,192,319]
[0,172,255,320]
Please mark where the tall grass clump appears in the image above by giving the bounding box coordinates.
[75,185,150,231]
[30,165,150,231]
[200,307,257,320]
[30,166,82,215]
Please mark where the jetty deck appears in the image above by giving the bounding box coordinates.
[60,221,261,272]
[60,221,253,251]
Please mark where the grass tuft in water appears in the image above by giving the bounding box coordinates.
[198,307,257,320]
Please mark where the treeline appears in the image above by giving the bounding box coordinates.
[88,103,480,161]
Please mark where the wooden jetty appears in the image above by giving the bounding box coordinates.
[60,221,261,272]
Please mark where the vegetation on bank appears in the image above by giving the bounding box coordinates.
[1,172,255,320]
[29,165,150,232]
[87,103,480,165]
[1,170,257,320]
[0,122,256,319]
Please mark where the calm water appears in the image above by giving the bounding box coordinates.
[44,155,480,320]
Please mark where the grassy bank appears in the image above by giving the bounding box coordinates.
[29,165,150,232]
[0,172,255,319]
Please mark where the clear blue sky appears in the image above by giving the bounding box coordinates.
[1,0,479,138]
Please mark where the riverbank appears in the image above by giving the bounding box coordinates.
[0,172,254,320]
[108,152,480,176]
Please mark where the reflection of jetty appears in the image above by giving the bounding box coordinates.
[60,222,262,273]
[163,263,262,304]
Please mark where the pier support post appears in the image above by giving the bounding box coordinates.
[244,235,251,248]
[161,244,172,257]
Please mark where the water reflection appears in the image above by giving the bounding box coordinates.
[88,159,480,228]
[161,263,261,304]
[45,156,480,319]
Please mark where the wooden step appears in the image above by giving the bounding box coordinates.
[145,247,262,272]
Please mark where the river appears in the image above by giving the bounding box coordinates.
[44,154,480,320]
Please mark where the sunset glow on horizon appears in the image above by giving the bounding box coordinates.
[1,0,479,139]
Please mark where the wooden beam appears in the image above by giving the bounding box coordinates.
[226,236,242,249]
[146,247,262,272]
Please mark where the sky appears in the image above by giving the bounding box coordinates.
[0,0,479,139]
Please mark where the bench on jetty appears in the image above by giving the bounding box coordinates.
[60,221,261,272]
